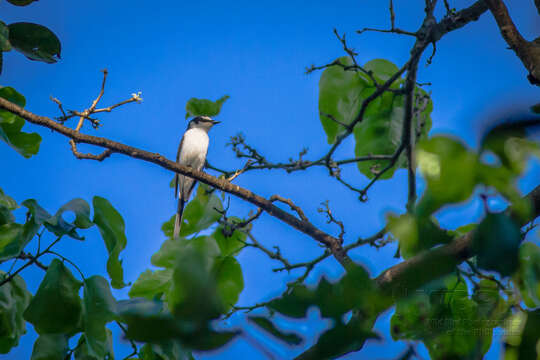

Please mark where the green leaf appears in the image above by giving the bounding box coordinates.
[30,334,68,360]
[0,87,41,158]
[363,58,400,82]
[93,196,127,289]
[504,310,540,360]
[74,330,114,360]
[416,136,479,216]
[213,225,246,257]
[318,56,369,144]
[169,246,225,321]
[392,275,492,359]
[0,203,41,261]
[473,212,521,277]
[82,276,117,359]
[8,22,61,63]
[514,242,540,308]
[129,269,173,300]
[531,103,540,114]
[0,273,31,353]
[387,213,452,259]
[212,256,244,310]
[151,235,220,269]
[178,185,223,237]
[304,318,380,359]
[139,341,193,360]
[42,198,93,240]
[248,316,303,345]
[0,188,17,226]
[185,95,229,119]
[116,298,238,350]
[24,259,83,334]
[0,21,11,52]
[6,0,38,5]
[269,264,380,319]
[0,86,25,121]
[353,92,406,179]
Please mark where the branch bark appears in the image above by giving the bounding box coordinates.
[0,97,353,269]
[376,184,540,296]
[484,0,540,85]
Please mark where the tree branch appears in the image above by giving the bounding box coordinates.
[0,97,353,269]
[484,0,540,85]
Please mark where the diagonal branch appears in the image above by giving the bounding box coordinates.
[484,0,540,85]
[0,97,353,269]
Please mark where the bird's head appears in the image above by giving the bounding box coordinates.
[187,116,220,132]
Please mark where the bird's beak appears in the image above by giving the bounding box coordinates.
[211,120,221,125]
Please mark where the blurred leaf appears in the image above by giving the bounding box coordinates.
[392,275,493,359]
[0,21,11,52]
[269,264,380,319]
[129,269,173,300]
[531,103,540,114]
[504,310,540,360]
[24,259,82,334]
[304,318,380,359]
[8,22,61,63]
[42,198,93,240]
[318,56,368,144]
[0,273,31,354]
[448,223,477,237]
[116,298,237,350]
[472,279,509,321]
[185,95,229,119]
[0,87,41,158]
[139,341,194,360]
[82,276,117,359]
[151,235,219,269]
[169,247,225,321]
[387,213,452,259]
[6,0,38,5]
[93,196,127,289]
[212,256,244,310]
[473,213,521,277]
[74,330,113,360]
[0,188,16,226]
[416,136,479,216]
[514,242,540,308]
[248,316,303,345]
[30,334,68,360]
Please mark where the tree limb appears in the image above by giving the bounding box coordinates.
[0,97,353,269]
[484,0,540,85]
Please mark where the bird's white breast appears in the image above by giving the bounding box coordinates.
[179,128,209,169]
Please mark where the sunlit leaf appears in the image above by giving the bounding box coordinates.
[514,242,540,308]
[129,269,173,300]
[0,21,11,52]
[185,95,229,119]
[318,56,368,144]
[93,196,127,289]
[503,310,540,360]
[8,22,61,63]
[213,225,246,257]
[387,213,452,259]
[0,273,31,353]
[23,259,83,334]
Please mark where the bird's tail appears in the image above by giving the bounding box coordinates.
[173,197,185,239]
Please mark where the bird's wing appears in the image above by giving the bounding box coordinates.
[174,134,185,199]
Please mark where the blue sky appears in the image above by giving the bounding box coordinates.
[1,0,539,358]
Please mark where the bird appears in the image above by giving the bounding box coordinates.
[173,115,220,238]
